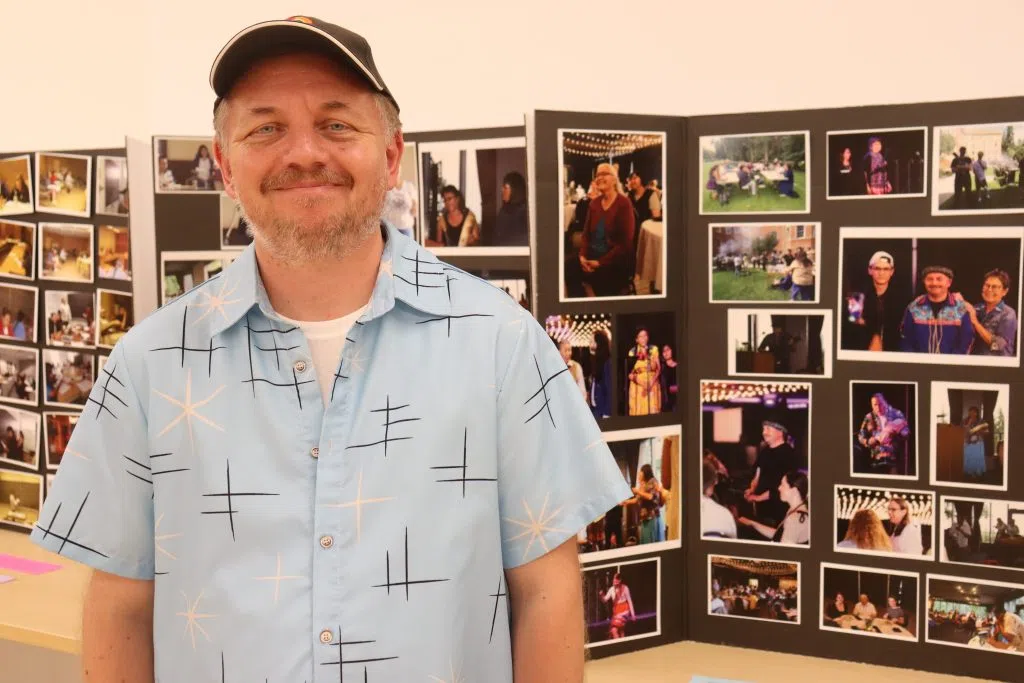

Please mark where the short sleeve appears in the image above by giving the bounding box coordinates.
[30,341,154,580]
[494,310,632,569]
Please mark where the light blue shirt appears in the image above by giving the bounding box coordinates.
[31,222,631,682]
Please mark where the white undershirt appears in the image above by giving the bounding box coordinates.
[277,305,367,406]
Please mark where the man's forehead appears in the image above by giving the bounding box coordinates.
[229,52,371,99]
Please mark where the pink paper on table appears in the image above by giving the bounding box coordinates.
[0,553,62,575]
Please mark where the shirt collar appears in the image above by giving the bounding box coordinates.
[205,220,453,337]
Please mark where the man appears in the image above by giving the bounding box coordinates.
[972,150,990,202]
[30,16,630,683]
[757,322,796,373]
[852,593,878,621]
[856,392,910,475]
[899,264,974,354]
[742,420,800,528]
[951,146,973,207]
[851,251,904,352]
[883,596,906,626]
[986,605,1024,651]
[701,460,737,539]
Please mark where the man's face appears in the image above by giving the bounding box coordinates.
[871,396,881,415]
[869,260,893,286]
[214,52,402,265]
[501,182,511,203]
[859,594,869,605]
[923,272,952,301]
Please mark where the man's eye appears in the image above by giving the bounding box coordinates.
[327,122,346,132]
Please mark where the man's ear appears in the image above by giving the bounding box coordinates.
[213,137,237,200]
[386,131,405,191]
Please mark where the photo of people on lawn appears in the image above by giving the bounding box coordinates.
[701,132,809,214]
[710,223,819,303]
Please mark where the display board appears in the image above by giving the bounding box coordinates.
[0,147,134,534]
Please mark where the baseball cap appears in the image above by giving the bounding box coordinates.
[868,251,894,268]
[209,16,399,113]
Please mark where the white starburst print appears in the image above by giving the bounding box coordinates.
[153,368,225,456]
[502,492,569,562]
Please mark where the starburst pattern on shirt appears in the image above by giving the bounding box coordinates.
[191,278,242,325]
[324,468,394,543]
[153,368,226,456]
[155,513,182,562]
[428,657,466,683]
[175,590,217,650]
[253,552,305,603]
[502,492,568,562]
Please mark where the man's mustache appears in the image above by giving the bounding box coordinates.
[260,166,353,193]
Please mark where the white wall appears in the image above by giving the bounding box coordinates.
[3,0,1022,152]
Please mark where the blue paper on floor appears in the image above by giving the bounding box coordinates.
[0,574,16,584]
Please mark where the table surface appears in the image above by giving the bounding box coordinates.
[0,529,89,654]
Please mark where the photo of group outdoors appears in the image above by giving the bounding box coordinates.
[0,155,33,216]
[97,289,134,349]
[834,485,934,561]
[837,227,1024,366]
[926,574,1024,655]
[154,137,221,193]
[0,344,38,407]
[465,268,530,312]
[708,555,800,625]
[576,425,681,562]
[617,312,678,416]
[727,309,832,378]
[545,313,613,420]
[43,349,95,409]
[850,381,918,479]
[582,557,661,648]
[44,411,79,470]
[820,563,918,641]
[940,496,1024,573]
[827,127,927,199]
[382,140,418,241]
[219,193,252,249]
[700,380,811,548]
[933,121,1024,215]
[0,470,42,531]
[930,381,1009,491]
[700,131,809,215]
[95,155,129,216]
[161,251,239,305]
[44,290,95,349]
[0,220,36,280]
[39,223,94,283]
[97,225,131,281]
[709,223,819,303]
[559,129,666,301]
[418,136,529,253]
[0,405,40,472]
[0,282,37,343]
[35,152,91,218]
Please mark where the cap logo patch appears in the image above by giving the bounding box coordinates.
[286,15,314,24]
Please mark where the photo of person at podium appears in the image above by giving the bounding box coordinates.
[930,381,1009,491]
[850,381,917,478]
[728,309,832,378]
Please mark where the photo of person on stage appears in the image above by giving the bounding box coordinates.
[728,310,831,378]
[583,558,660,648]
[827,128,927,199]
[617,312,676,417]
[850,381,917,478]
[930,381,1009,490]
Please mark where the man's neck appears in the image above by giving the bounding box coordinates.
[927,293,948,305]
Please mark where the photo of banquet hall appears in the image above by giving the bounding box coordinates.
[710,223,818,303]
[96,225,131,280]
[39,223,93,282]
[43,350,94,408]
[0,283,36,343]
[0,155,33,216]
[0,345,38,406]
[44,290,95,349]
[728,310,829,377]
[0,470,41,531]
[821,563,918,640]
[940,497,1024,571]
[700,380,810,546]
[44,412,78,469]
[709,555,799,624]
[834,486,933,559]
[0,405,39,471]
[96,289,133,348]
[931,381,1009,489]
[35,153,90,216]
[0,220,35,279]
[560,130,665,299]
[545,313,614,420]
[927,576,1024,653]
[616,312,677,415]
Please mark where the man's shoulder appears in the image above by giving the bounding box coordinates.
[427,258,531,323]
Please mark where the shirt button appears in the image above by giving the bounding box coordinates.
[319,535,334,549]
[293,360,308,373]
[310,446,320,458]
[319,629,333,644]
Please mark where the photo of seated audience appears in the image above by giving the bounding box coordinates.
[616,312,677,416]
[0,345,38,408]
[43,349,94,409]
[930,381,1009,491]
[465,269,530,312]
[700,381,810,547]
[96,289,133,349]
[44,411,78,470]
[835,486,933,560]
[560,130,665,300]
[545,314,613,421]
[382,140,418,240]
[161,251,239,305]
[0,283,37,343]
[576,427,681,560]
[838,228,1023,366]
[0,155,33,217]
[219,193,252,249]
[821,563,918,641]
[709,555,800,624]
[96,225,131,281]
[728,310,831,378]
[154,137,222,192]
[927,575,1024,655]
[35,152,91,217]
[419,137,528,250]
[95,155,129,216]
[933,122,1024,215]
[0,220,36,280]
[0,404,39,473]
[0,470,42,531]
[701,132,808,214]
[710,223,819,303]
[827,128,927,198]
[44,290,95,349]
[941,497,1024,572]
[582,558,660,648]
[850,381,917,478]
[39,223,94,283]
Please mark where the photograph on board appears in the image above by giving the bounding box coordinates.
[617,312,678,416]
[464,268,530,312]
[583,557,661,648]
[418,136,528,253]
[710,223,819,304]
[39,223,94,284]
[835,485,934,561]
[545,313,614,421]
[219,193,252,249]
[838,227,1023,367]
[95,155,129,217]
[0,344,38,408]
[44,290,95,349]
[926,574,1024,655]
[154,137,221,192]
[827,127,927,199]
[700,131,809,215]
[0,470,42,531]
[727,309,832,378]
[576,425,681,562]
[700,380,811,548]
[709,555,800,625]
[930,381,1009,491]
[940,496,1024,573]
[850,380,918,479]
[96,289,134,349]
[0,405,40,473]
[559,129,666,301]
[0,155,33,217]
[0,282,37,344]
[43,349,95,409]
[0,220,36,280]
[97,225,131,281]
[382,140,418,241]
[35,152,91,218]
[44,411,79,471]
[933,121,1024,216]
[161,251,240,305]
[820,563,918,641]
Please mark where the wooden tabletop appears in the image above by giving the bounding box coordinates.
[0,529,89,654]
